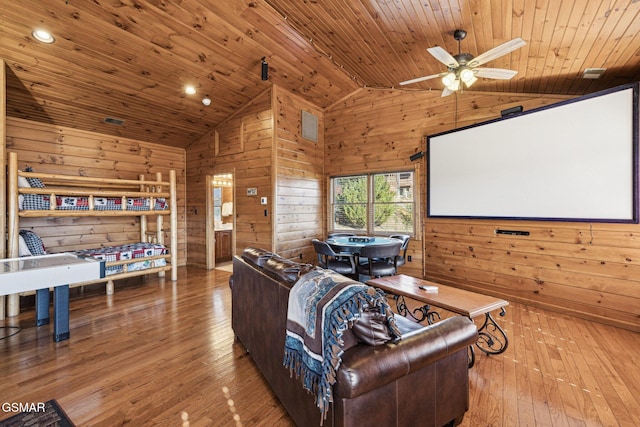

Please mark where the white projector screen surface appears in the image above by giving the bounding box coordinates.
[427,84,638,222]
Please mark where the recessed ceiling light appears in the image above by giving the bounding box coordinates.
[202,96,211,106]
[32,29,55,44]
[184,85,197,95]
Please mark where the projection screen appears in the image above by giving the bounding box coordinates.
[427,83,639,223]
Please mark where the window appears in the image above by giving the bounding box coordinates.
[330,170,416,236]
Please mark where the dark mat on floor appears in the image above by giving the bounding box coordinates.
[0,399,74,427]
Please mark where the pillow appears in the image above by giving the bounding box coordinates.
[17,173,31,188]
[18,235,32,257]
[351,307,396,345]
[19,230,46,255]
[23,166,45,188]
[350,289,401,346]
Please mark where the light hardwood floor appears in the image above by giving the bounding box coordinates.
[1,266,639,426]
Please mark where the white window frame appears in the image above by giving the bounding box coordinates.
[328,168,419,238]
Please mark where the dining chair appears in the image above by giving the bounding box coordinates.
[356,241,402,278]
[312,239,357,278]
[389,234,411,267]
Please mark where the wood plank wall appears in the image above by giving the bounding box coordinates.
[273,86,324,262]
[186,86,325,266]
[5,117,187,265]
[186,90,274,267]
[0,59,6,259]
[325,88,640,332]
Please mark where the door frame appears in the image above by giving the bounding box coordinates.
[206,172,235,269]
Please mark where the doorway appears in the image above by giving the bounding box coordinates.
[206,172,235,270]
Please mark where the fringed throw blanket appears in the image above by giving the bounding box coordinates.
[283,268,400,421]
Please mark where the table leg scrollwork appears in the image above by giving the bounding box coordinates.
[392,295,440,324]
[474,307,508,355]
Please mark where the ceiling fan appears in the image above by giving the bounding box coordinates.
[400,29,526,97]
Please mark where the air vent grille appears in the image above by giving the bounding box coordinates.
[301,110,318,143]
[582,68,606,79]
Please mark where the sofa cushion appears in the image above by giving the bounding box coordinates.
[241,247,274,267]
[263,256,314,284]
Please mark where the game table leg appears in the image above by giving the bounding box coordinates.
[35,288,50,326]
[53,285,70,342]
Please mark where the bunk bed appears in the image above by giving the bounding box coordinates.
[5,151,178,318]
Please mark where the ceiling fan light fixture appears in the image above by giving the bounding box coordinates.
[459,67,475,83]
[442,72,457,87]
[463,75,478,88]
[447,78,461,91]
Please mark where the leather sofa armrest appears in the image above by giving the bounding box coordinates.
[335,316,478,399]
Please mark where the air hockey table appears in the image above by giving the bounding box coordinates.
[0,253,105,342]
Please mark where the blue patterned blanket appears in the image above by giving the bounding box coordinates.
[283,268,399,421]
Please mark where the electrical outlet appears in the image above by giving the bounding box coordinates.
[407,255,412,262]
[299,253,303,260]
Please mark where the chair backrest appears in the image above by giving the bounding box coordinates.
[390,234,410,250]
[359,241,402,259]
[312,239,338,257]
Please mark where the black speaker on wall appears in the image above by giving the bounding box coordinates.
[501,105,523,117]
[261,57,268,81]
[409,151,425,162]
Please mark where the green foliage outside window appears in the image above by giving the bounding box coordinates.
[335,175,396,228]
[335,176,366,228]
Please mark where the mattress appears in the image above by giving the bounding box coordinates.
[74,242,168,276]
[21,194,168,211]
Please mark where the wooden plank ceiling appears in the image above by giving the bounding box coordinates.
[1,0,639,149]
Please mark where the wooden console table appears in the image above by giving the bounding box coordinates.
[367,274,509,367]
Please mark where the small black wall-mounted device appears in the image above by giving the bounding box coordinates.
[409,151,425,162]
[261,57,268,81]
[496,229,530,236]
[500,105,523,117]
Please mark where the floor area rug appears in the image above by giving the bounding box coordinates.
[0,399,74,427]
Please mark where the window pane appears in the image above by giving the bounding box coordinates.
[372,172,414,234]
[332,175,367,232]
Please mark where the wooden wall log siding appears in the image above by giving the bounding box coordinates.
[1,59,6,260]
[1,59,5,319]
[326,88,640,332]
[273,87,325,262]
[186,86,326,266]
[5,117,187,266]
[186,91,274,267]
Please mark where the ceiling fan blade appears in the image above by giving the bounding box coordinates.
[469,38,526,67]
[427,46,459,68]
[399,73,442,86]
[474,68,518,79]
[441,87,455,97]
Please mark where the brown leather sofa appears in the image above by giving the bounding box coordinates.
[230,248,478,427]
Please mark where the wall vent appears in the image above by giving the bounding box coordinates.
[582,68,606,79]
[301,110,318,143]
[104,117,125,125]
